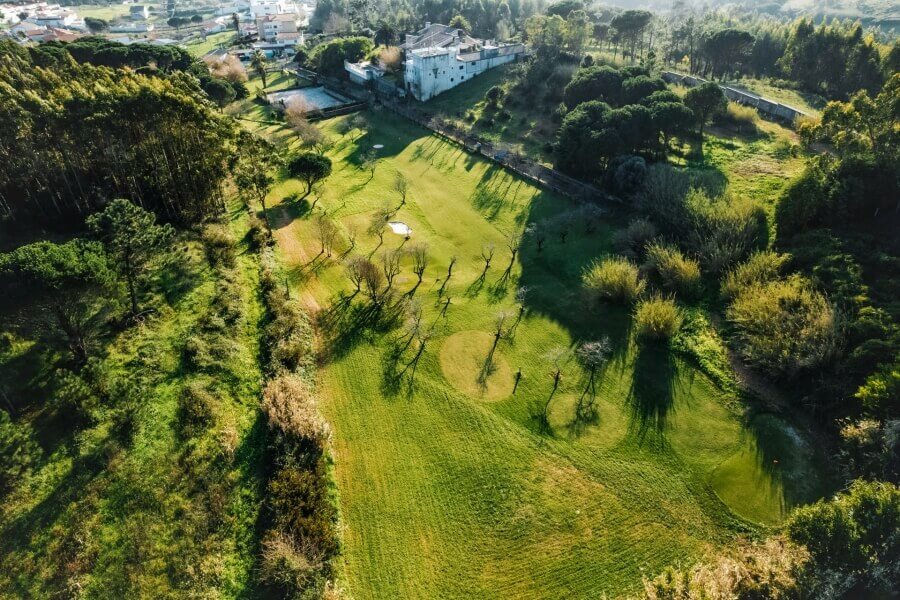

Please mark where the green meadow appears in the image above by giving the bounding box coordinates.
[261,109,831,599]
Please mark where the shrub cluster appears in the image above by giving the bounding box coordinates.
[639,166,766,274]
[613,217,658,258]
[0,409,42,495]
[178,381,215,438]
[261,251,314,375]
[721,251,789,300]
[184,271,244,372]
[726,276,838,377]
[200,224,237,269]
[262,375,331,447]
[643,537,810,599]
[643,243,701,299]
[634,295,683,343]
[257,248,339,599]
[714,101,759,133]
[583,257,645,304]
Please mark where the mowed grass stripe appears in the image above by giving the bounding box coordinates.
[266,110,824,598]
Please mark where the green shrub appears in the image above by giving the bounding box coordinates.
[721,251,790,300]
[855,364,900,418]
[200,224,236,268]
[726,276,838,377]
[634,295,683,342]
[178,381,215,437]
[838,419,900,482]
[0,409,42,495]
[685,189,767,274]
[787,480,900,597]
[265,292,314,373]
[714,101,759,133]
[643,537,810,600]
[247,213,269,251]
[583,257,645,304]
[638,164,693,233]
[643,243,701,299]
[613,218,658,257]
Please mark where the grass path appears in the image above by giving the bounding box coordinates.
[266,110,830,599]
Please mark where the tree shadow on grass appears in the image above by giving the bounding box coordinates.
[0,437,112,555]
[742,411,836,513]
[317,295,404,364]
[470,166,522,221]
[626,342,679,444]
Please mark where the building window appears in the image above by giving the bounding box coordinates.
[459,65,463,70]
[450,78,454,82]
[471,61,476,65]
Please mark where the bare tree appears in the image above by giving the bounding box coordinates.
[361,149,377,181]
[381,248,402,291]
[359,258,385,306]
[401,325,434,384]
[349,113,367,139]
[488,311,510,359]
[393,170,410,207]
[285,107,334,155]
[368,202,393,250]
[346,223,359,252]
[528,222,547,253]
[575,338,611,415]
[541,346,571,429]
[500,229,521,281]
[345,255,367,293]
[513,285,529,328]
[481,243,495,271]
[398,298,423,354]
[410,242,428,284]
[316,214,339,257]
[439,255,457,296]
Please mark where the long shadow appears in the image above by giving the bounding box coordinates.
[626,342,679,444]
[318,295,405,363]
[742,411,836,513]
[0,438,112,554]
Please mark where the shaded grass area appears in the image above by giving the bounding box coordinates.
[415,64,558,165]
[0,207,268,597]
[262,109,831,599]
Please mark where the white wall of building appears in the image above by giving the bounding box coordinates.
[405,44,522,102]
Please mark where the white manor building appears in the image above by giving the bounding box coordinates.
[401,23,524,101]
[344,22,524,102]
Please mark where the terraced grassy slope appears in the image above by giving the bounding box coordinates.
[267,110,828,599]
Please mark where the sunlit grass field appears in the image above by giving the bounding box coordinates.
[263,109,830,599]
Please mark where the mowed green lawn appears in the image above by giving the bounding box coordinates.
[266,110,828,599]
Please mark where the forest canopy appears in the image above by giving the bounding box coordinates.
[0,40,236,227]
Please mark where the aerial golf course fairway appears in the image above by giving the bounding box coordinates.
[267,110,829,599]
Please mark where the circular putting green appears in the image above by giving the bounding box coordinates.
[439,330,514,401]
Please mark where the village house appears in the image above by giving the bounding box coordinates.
[344,22,524,101]
[255,12,303,45]
[249,0,298,18]
[402,23,524,101]
[129,5,149,20]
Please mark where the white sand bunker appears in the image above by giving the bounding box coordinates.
[388,221,412,235]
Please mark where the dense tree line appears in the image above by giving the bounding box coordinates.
[771,75,899,481]
[554,63,699,177]
[31,37,249,109]
[0,40,236,227]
